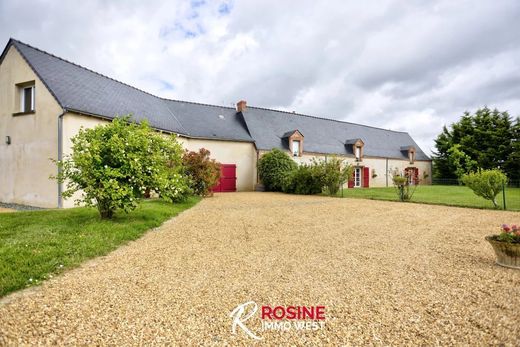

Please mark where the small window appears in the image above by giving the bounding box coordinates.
[20,85,35,113]
[292,140,300,157]
[409,150,415,164]
[355,146,361,160]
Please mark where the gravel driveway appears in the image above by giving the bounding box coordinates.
[1,192,519,345]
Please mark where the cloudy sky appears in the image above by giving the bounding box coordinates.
[1,0,520,154]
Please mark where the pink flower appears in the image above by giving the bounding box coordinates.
[502,224,511,233]
[511,225,518,231]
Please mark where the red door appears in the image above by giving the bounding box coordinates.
[363,167,370,188]
[213,164,237,192]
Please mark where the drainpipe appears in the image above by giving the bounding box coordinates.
[385,157,389,187]
[57,110,66,208]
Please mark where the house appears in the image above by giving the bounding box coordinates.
[0,39,431,208]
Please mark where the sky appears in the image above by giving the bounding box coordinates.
[1,0,520,154]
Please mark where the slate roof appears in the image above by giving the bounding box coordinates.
[242,108,430,160]
[1,38,430,161]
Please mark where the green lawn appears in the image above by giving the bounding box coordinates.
[0,198,200,297]
[339,185,520,211]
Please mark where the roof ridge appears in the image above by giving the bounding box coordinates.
[11,38,167,102]
[247,105,409,134]
[162,97,236,110]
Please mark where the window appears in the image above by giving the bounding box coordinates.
[18,84,35,113]
[292,140,300,157]
[355,146,361,161]
[354,167,362,187]
[409,150,415,164]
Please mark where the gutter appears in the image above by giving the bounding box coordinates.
[57,110,66,208]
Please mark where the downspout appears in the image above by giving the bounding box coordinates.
[57,110,66,208]
[386,157,389,187]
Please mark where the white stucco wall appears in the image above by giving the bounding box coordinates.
[179,137,257,191]
[0,46,62,207]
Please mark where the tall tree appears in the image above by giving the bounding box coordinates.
[432,107,519,181]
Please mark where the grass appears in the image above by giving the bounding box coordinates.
[0,197,200,298]
[339,185,520,211]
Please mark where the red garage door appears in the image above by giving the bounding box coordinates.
[212,164,237,192]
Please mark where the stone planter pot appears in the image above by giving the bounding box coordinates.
[486,236,520,269]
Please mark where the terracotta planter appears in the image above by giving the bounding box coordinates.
[486,236,520,269]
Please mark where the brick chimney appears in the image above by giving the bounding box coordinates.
[236,100,247,113]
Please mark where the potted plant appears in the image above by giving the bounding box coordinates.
[486,224,520,269]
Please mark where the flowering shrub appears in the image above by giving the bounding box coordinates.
[497,224,520,243]
[54,116,190,219]
[182,148,221,197]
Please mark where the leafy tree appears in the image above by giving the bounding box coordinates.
[182,148,221,197]
[258,149,297,191]
[462,169,508,208]
[55,117,189,219]
[433,107,519,180]
[447,144,477,181]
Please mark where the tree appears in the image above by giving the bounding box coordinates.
[462,169,508,208]
[433,107,519,180]
[257,149,297,191]
[182,148,221,197]
[447,144,477,182]
[55,116,189,219]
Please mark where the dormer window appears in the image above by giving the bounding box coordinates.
[282,130,304,157]
[355,146,361,161]
[346,139,364,161]
[409,151,415,163]
[15,81,35,114]
[400,146,416,164]
[292,140,300,157]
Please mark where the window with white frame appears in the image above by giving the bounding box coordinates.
[19,84,35,113]
[292,140,300,157]
[355,146,361,161]
[354,167,362,187]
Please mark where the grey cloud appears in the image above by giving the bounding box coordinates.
[1,0,519,155]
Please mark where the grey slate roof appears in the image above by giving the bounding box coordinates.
[242,108,430,160]
[1,38,429,161]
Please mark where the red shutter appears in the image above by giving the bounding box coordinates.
[414,168,419,185]
[363,167,370,188]
[348,179,354,188]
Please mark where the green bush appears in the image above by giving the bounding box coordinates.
[282,163,324,195]
[183,148,221,197]
[462,169,508,208]
[391,169,417,202]
[320,157,353,195]
[54,116,190,219]
[258,149,297,191]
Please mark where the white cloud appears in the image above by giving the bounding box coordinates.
[1,0,519,154]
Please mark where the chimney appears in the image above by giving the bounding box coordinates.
[236,100,247,113]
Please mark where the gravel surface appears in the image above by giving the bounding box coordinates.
[1,192,519,345]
